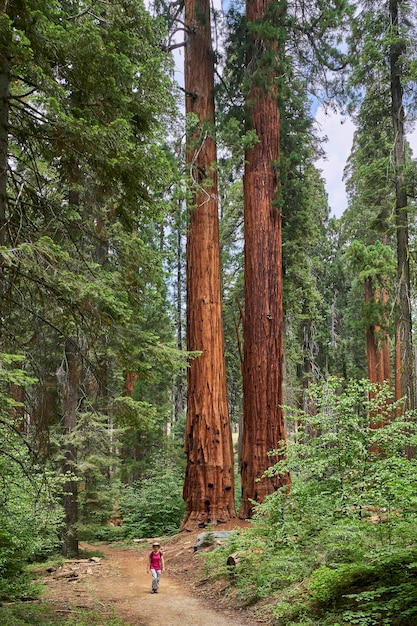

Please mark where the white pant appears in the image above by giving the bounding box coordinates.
[151,568,161,592]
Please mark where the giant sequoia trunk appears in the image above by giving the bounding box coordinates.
[174,213,186,424]
[239,0,290,519]
[182,0,236,529]
[390,0,415,413]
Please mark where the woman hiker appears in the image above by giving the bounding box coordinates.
[147,542,165,593]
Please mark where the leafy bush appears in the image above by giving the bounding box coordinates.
[200,379,417,625]
[309,563,375,604]
[77,523,125,542]
[0,355,63,600]
[0,456,63,600]
[120,461,185,537]
[0,603,128,625]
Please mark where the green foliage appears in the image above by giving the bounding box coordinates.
[342,87,397,243]
[67,411,121,533]
[216,1,341,411]
[113,397,158,431]
[120,461,185,538]
[1,0,183,558]
[201,379,417,625]
[199,530,216,547]
[309,563,374,604]
[346,240,395,283]
[0,603,128,626]
[0,356,63,600]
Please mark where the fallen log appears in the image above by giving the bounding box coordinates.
[226,552,241,567]
[54,570,78,580]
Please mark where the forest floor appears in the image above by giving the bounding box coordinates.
[37,520,274,626]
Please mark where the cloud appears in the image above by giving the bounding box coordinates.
[315,108,417,220]
[315,107,356,219]
[408,123,417,157]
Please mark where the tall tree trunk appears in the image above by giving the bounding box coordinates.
[365,278,391,389]
[173,204,185,429]
[32,375,59,457]
[0,16,9,248]
[0,10,10,330]
[58,339,82,557]
[364,278,391,430]
[390,0,415,413]
[302,346,317,439]
[182,0,236,529]
[239,0,290,519]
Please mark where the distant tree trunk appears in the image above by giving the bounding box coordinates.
[0,17,10,327]
[301,325,318,416]
[364,278,391,430]
[239,0,290,519]
[123,371,138,396]
[58,339,82,557]
[390,0,415,413]
[173,204,185,427]
[365,279,391,388]
[0,24,9,248]
[32,375,59,457]
[395,321,402,416]
[301,349,317,439]
[182,0,236,529]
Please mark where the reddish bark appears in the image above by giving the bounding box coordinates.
[390,0,415,413]
[239,0,290,519]
[364,278,391,431]
[365,279,391,387]
[182,0,236,529]
[123,371,138,396]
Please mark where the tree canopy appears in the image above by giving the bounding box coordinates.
[1,2,417,623]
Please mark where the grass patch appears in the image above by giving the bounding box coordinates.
[0,603,129,626]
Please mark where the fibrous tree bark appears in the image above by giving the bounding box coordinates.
[364,277,391,430]
[239,0,290,519]
[182,0,236,529]
[58,339,82,557]
[389,0,415,414]
[0,9,9,249]
[365,280,391,387]
[0,6,10,248]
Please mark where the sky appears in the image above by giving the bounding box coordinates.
[172,28,417,222]
[315,107,417,219]
[315,107,355,219]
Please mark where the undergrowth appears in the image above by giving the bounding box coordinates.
[0,604,128,626]
[200,380,417,626]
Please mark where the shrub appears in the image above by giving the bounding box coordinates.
[201,379,417,625]
[120,462,185,537]
[309,563,375,605]
[0,355,63,600]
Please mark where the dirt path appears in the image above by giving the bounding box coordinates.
[81,543,251,626]
[41,537,263,626]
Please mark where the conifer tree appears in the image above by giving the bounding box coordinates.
[216,0,350,516]
[347,0,417,411]
[182,0,236,529]
[239,0,289,518]
[0,0,179,551]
